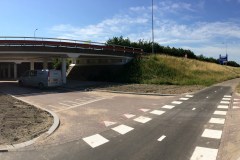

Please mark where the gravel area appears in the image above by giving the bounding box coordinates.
[0,93,53,145]
[96,84,205,94]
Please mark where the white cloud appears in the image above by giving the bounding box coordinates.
[49,0,240,62]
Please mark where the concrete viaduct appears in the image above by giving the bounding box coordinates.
[0,37,143,84]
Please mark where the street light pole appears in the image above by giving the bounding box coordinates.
[34,29,38,38]
[152,0,155,55]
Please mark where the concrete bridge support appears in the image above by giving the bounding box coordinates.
[30,61,34,70]
[14,63,17,79]
[62,58,67,84]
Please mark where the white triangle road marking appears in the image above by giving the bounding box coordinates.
[103,121,117,127]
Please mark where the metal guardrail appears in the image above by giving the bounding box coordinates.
[0,36,144,54]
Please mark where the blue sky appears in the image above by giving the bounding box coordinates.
[1,0,240,62]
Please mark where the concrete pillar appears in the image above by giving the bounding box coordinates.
[62,58,67,84]
[7,64,11,79]
[3,65,6,78]
[43,60,48,69]
[14,63,17,79]
[30,61,34,70]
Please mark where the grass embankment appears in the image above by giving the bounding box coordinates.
[116,55,240,86]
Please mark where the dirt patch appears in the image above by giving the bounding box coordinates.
[0,93,53,145]
[96,84,205,94]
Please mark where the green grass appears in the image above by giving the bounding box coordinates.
[116,55,240,86]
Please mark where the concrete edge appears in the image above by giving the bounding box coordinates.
[0,94,60,152]
[93,89,178,96]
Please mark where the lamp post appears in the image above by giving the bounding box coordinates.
[34,29,38,38]
[152,0,155,55]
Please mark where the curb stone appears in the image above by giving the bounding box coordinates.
[0,94,60,152]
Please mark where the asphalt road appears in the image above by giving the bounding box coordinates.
[0,79,237,160]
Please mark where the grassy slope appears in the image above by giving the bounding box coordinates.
[125,55,240,86]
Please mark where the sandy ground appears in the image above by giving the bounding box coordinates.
[0,93,53,145]
[96,84,205,94]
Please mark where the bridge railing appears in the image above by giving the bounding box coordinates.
[0,36,144,55]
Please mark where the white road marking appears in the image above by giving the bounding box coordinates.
[112,124,134,135]
[209,118,225,124]
[222,98,231,101]
[213,110,227,115]
[206,96,209,99]
[214,91,217,93]
[139,108,150,112]
[224,95,232,98]
[124,114,136,119]
[157,135,166,141]
[201,129,222,139]
[83,134,109,148]
[192,108,196,110]
[233,102,240,104]
[233,106,240,109]
[162,105,175,109]
[134,116,152,123]
[186,95,194,98]
[75,99,86,102]
[190,146,218,160]
[217,105,229,109]
[103,121,117,127]
[234,98,240,101]
[47,105,63,109]
[56,98,106,112]
[150,110,165,115]
[63,101,80,105]
[220,101,230,104]
[59,102,73,107]
[172,101,182,104]
[179,98,189,100]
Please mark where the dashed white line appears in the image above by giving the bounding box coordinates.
[172,101,182,104]
[83,134,109,148]
[112,124,134,135]
[192,108,196,110]
[162,105,175,109]
[220,101,230,104]
[201,129,222,139]
[124,114,136,119]
[222,98,231,101]
[190,146,218,160]
[217,105,229,109]
[179,98,189,101]
[134,116,152,123]
[213,110,227,115]
[224,95,232,98]
[233,106,240,109]
[186,95,194,98]
[157,135,166,141]
[150,110,165,115]
[209,118,225,124]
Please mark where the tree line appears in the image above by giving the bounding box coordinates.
[106,36,240,67]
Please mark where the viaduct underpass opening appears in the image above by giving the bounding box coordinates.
[0,37,144,83]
